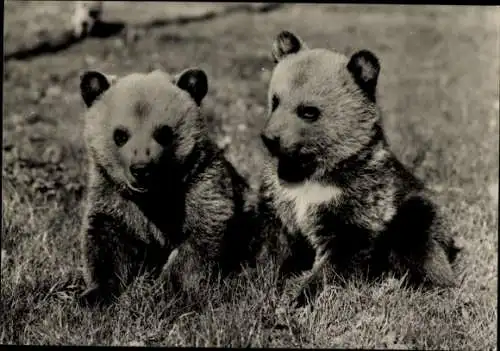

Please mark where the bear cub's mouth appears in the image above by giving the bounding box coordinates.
[126,181,149,194]
[126,163,158,194]
[276,153,317,184]
[126,173,153,194]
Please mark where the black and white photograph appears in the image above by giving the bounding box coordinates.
[1,1,498,348]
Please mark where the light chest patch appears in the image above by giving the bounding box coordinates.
[276,180,343,229]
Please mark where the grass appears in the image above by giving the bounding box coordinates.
[1,2,498,348]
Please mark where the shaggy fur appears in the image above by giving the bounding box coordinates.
[257,31,463,306]
[78,68,257,307]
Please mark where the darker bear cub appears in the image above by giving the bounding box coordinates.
[78,68,257,307]
[256,31,463,306]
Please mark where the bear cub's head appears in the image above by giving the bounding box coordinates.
[261,30,382,184]
[80,68,209,195]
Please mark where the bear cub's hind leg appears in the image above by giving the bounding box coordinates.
[388,194,462,289]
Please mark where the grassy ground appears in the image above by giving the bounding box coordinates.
[2,2,498,348]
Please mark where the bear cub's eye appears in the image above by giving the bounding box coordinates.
[113,127,130,147]
[153,125,173,146]
[297,105,321,122]
[271,94,280,112]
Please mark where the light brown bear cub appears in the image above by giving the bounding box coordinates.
[78,68,255,307]
[257,31,463,306]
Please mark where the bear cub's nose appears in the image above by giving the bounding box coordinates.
[130,163,151,183]
[260,133,281,156]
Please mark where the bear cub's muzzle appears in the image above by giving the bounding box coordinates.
[129,162,156,191]
[261,132,317,184]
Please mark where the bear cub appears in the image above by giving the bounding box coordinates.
[257,31,463,306]
[78,68,256,307]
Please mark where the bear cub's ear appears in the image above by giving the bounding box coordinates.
[347,50,380,102]
[175,68,208,106]
[80,71,116,107]
[272,30,308,63]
